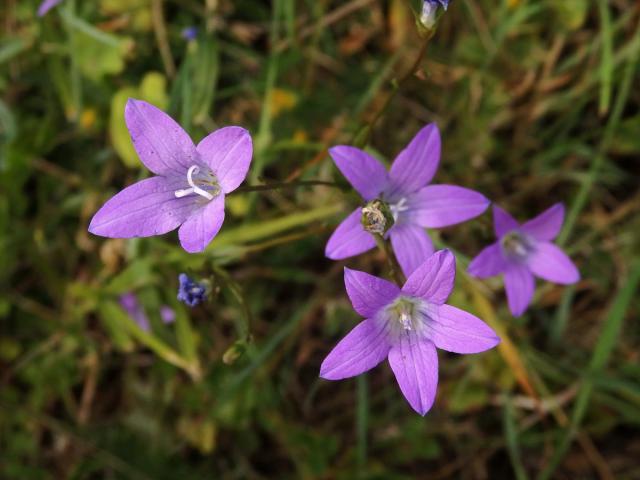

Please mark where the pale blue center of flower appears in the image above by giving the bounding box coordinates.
[383,296,435,338]
[501,231,534,262]
[174,165,219,201]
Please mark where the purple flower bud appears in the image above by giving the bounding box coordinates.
[421,0,450,29]
[119,293,151,332]
[177,274,207,307]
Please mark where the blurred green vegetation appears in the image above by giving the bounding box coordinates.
[1,0,639,478]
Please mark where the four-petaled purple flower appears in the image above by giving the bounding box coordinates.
[38,0,63,16]
[468,204,580,317]
[326,124,489,277]
[320,250,500,416]
[89,99,253,253]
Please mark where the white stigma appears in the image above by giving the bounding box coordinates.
[399,310,413,331]
[390,197,409,222]
[174,165,214,200]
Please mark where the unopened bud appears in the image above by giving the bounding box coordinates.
[417,0,450,36]
[361,199,394,236]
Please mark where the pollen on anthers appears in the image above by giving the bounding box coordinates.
[174,165,219,200]
[500,231,533,261]
[384,297,426,334]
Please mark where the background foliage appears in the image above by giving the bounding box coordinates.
[1,0,639,478]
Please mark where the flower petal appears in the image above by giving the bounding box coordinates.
[125,99,198,176]
[388,335,438,416]
[320,319,391,380]
[387,123,441,196]
[504,264,535,317]
[325,208,376,260]
[468,243,506,278]
[521,203,564,241]
[390,224,434,278]
[178,194,226,253]
[528,242,580,285]
[38,0,63,16]
[329,146,388,201]
[197,126,253,193]
[89,177,194,238]
[493,205,519,238]
[402,250,455,304]
[344,268,400,318]
[410,185,490,228]
[430,304,500,354]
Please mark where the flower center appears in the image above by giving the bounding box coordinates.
[501,231,533,261]
[174,165,219,200]
[384,296,431,336]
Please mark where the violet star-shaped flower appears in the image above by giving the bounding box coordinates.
[89,99,252,253]
[320,250,500,416]
[326,124,489,277]
[38,0,64,16]
[468,204,580,317]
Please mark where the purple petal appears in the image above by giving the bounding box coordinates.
[409,184,490,228]
[528,242,580,285]
[120,293,150,332]
[388,335,438,416]
[402,250,456,305]
[521,203,565,241]
[387,124,441,196]
[325,208,376,260]
[197,127,253,194]
[125,99,197,176]
[38,0,63,16]
[320,319,391,380]
[493,205,519,238]
[430,304,500,354]
[344,268,400,318]
[178,194,226,253]
[468,243,506,278]
[504,264,535,317]
[89,176,194,238]
[390,224,434,278]
[329,146,388,201]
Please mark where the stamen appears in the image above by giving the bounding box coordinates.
[399,311,413,331]
[174,165,214,200]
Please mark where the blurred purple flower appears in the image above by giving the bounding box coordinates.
[120,293,176,332]
[120,293,150,331]
[181,27,198,41]
[326,123,489,277]
[320,250,499,416]
[38,0,63,16]
[468,204,580,317]
[88,99,253,253]
[177,273,207,307]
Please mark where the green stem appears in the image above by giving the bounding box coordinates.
[353,36,431,147]
[374,235,405,286]
[231,180,341,194]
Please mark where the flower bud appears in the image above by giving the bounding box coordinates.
[417,0,450,36]
[361,199,394,236]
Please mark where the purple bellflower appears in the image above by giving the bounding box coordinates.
[468,204,580,317]
[88,99,253,253]
[320,250,500,416]
[326,124,489,277]
[38,0,63,16]
[120,293,175,332]
[177,273,208,307]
